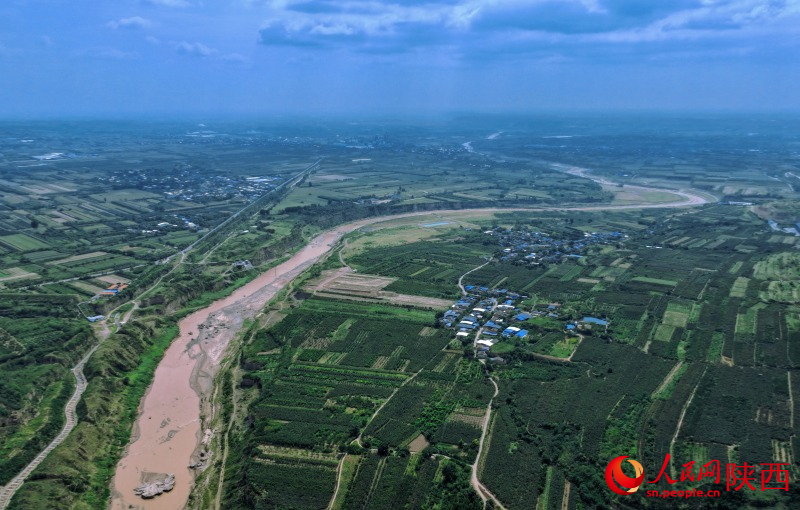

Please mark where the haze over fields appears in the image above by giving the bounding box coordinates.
[1,0,800,116]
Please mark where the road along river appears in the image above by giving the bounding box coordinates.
[109,189,711,509]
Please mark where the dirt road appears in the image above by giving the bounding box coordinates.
[0,337,104,509]
[470,376,506,510]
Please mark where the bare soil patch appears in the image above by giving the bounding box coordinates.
[408,434,430,453]
[308,270,451,309]
[97,274,132,285]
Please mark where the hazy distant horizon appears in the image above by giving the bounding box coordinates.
[3,108,800,124]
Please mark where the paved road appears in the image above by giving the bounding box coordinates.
[164,161,319,263]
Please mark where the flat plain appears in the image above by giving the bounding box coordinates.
[2,116,800,510]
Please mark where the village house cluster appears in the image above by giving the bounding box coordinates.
[485,226,627,264]
[99,168,281,204]
[440,284,610,362]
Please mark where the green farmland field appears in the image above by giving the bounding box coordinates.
[0,234,50,252]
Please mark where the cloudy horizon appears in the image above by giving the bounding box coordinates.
[1,0,799,117]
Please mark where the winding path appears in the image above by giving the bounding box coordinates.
[458,260,492,296]
[668,367,708,478]
[470,376,506,510]
[0,339,103,509]
[353,369,424,449]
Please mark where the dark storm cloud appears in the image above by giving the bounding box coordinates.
[258,0,781,56]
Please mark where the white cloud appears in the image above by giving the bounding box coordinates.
[175,41,218,57]
[146,35,161,45]
[107,16,153,30]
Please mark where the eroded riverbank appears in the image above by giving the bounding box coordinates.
[109,190,711,509]
[109,227,351,510]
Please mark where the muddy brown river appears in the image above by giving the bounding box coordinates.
[108,193,710,509]
[109,226,352,510]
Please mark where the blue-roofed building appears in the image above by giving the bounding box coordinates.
[566,324,576,330]
[465,285,475,291]
[516,312,531,321]
[515,330,528,338]
[582,317,609,326]
[479,286,489,292]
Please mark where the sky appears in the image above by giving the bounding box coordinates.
[0,0,799,117]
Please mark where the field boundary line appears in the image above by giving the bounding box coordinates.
[669,366,708,478]
[355,369,423,448]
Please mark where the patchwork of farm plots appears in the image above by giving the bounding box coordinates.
[228,297,492,508]
[463,208,800,508]
[275,151,606,214]
[228,206,800,509]
[0,130,321,291]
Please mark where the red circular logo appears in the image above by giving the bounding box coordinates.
[605,455,645,495]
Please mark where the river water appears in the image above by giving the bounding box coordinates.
[109,227,351,510]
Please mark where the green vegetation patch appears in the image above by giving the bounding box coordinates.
[753,252,800,281]
[654,324,677,342]
[730,276,750,298]
[632,276,678,286]
[0,233,50,252]
[763,281,800,304]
